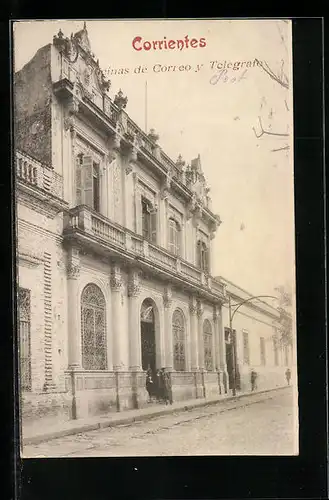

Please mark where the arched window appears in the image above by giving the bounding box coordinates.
[172,309,186,371]
[203,319,213,371]
[197,240,209,272]
[168,218,180,255]
[81,284,107,370]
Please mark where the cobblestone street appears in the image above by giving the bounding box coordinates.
[23,387,297,457]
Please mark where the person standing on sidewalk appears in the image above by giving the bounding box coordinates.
[146,367,154,403]
[156,369,165,403]
[250,369,258,391]
[285,368,291,386]
[162,369,173,405]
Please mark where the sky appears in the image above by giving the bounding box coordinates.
[13,19,295,300]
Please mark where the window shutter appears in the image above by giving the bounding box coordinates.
[82,155,93,208]
[136,194,142,234]
[176,223,181,256]
[76,157,82,205]
[150,210,157,243]
[168,220,174,253]
[204,246,209,272]
[197,241,202,268]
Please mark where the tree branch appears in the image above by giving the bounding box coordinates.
[255,58,289,90]
[271,145,290,152]
[252,116,290,139]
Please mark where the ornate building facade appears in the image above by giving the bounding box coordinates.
[15,24,288,426]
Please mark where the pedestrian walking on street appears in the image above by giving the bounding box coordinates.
[285,368,291,386]
[250,369,258,392]
[162,369,173,405]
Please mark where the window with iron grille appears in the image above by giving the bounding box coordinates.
[81,284,107,370]
[18,288,31,391]
[172,309,186,371]
[203,319,213,371]
[273,336,279,366]
[260,336,266,365]
[243,330,250,365]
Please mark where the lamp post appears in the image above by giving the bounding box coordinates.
[228,294,278,397]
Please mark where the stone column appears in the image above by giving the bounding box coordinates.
[197,300,206,398]
[163,286,173,370]
[217,305,229,393]
[128,270,147,409]
[66,246,81,420]
[110,264,123,371]
[213,306,224,394]
[197,300,205,370]
[189,297,199,371]
[67,247,81,370]
[127,270,142,371]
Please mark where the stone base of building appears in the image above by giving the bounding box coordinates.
[238,366,288,393]
[22,368,288,425]
[204,372,221,398]
[171,372,197,401]
[21,391,72,426]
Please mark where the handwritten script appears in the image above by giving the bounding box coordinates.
[209,69,248,85]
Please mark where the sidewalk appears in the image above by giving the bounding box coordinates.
[22,386,289,446]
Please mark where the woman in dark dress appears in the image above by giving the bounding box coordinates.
[146,367,154,402]
[162,369,173,405]
[156,369,165,402]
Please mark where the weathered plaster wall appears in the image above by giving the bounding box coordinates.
[14,44,53,167]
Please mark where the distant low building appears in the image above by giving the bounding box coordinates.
[219,277,293,392]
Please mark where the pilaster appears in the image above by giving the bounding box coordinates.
[197,299,205,371]
[127,269,142,371]
[163,285,173,370]
[110,264,123,371]
[214,305,228,393]
[67,246,81,370]
[189,296,199,371]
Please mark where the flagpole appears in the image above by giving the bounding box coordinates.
[145,80,148,133]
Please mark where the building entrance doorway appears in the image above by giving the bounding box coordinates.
[225,328,240,390]
[141,299,161,401]
[141,299,156,373]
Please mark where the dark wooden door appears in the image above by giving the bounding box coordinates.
[141,321,156,372]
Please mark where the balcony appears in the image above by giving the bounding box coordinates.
[63,205,226,303]
[15,151,66,206]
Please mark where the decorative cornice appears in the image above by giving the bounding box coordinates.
[213,306,220,322]
[110,264,123,291]
[127,270,141,297]
[189,297,198,315]
[197,299,204,317]
[163,285,172,309]
[18,250,44,268]
[67,262,80,279]
[148,128,159,143]
[114,89,128,110]
[16,189,66,219]
[125,163,133,176]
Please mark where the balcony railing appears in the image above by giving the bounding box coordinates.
[64,205,226,300]
[16,150,64,199]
